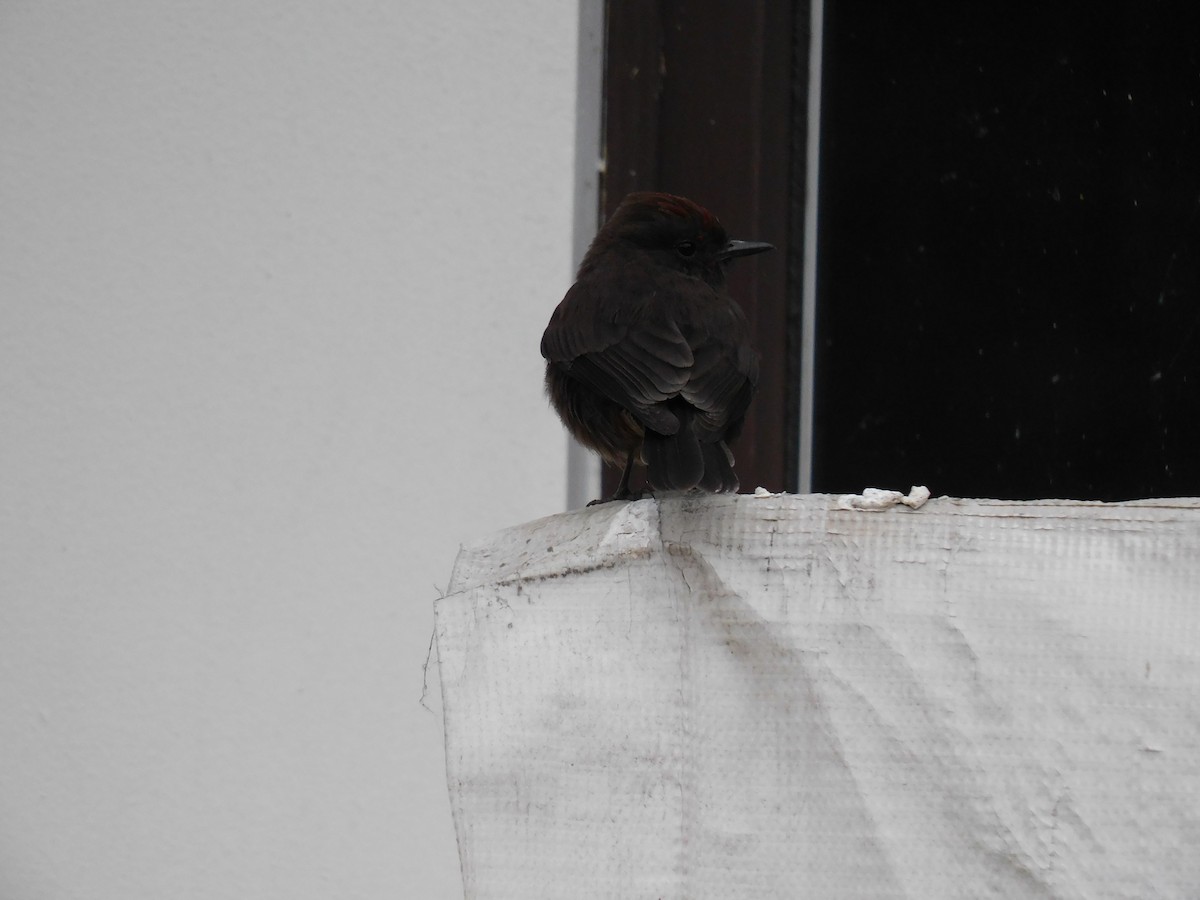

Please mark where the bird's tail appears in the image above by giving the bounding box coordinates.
[642,411,739,493]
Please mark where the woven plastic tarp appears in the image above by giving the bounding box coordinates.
[437,494,1200,898]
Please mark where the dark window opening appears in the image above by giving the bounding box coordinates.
[602,1,1199,501]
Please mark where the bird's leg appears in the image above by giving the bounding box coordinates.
[613,450,637,500]
[588,450,645,505]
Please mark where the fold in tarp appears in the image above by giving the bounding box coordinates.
[437,494,1200,899]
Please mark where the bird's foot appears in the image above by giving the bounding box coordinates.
[587,488,652,506]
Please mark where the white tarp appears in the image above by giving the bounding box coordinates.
[436,494,1200,898]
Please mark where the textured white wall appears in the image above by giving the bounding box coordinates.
[0,2,584,897]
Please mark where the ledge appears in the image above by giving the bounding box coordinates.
[437,493,1200,898]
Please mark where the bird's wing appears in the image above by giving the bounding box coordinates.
[681,327,759,440]
[541,281,693,435]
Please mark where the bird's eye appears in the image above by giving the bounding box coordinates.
[675,241,697,258]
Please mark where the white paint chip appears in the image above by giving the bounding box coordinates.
[837,484,931,510]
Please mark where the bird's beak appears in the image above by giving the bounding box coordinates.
[718,239,775,261]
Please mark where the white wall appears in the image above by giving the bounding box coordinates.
[0,2,589,897]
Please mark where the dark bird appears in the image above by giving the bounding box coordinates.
[541,192,774,502]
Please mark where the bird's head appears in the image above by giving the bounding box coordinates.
[588,192,774,282]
